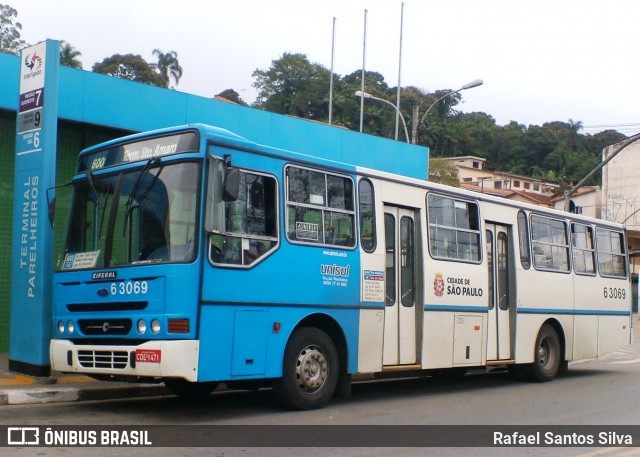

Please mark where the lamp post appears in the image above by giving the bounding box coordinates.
[419,79,484,129]
[355,90,410,143]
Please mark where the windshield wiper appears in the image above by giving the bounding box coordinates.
[86,169,112,247]
[85,169,99,201]
[125,158,159,211]
[123,157,160,235]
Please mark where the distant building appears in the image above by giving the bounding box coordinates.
[601,140,640,285]
[602,141,640,229]
[444,156,559,207]
[551,186,602,219]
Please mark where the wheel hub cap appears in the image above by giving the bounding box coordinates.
[296,345,328,393]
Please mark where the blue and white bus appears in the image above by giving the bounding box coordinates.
[50,124,633,410]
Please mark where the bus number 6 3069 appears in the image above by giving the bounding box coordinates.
[604,287,626,299]
[110,281,148,296]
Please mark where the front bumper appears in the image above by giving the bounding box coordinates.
[50,339,199,382]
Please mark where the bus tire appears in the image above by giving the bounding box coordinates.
[523,323,562,382]
[164,379,218,399]
[273,327,339,410]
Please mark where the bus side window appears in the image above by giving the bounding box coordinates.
[208,170,278,267]
[596,228,627,278]
[286,165,356,248]
[358,179,376,252]
[530,215,569,272]
[427,193,481,262]
[571,223,595,275]
[517,211,531,269]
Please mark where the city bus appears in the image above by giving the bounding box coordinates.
[49,123,633,410]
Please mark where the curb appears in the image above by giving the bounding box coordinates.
[0,384,170,406]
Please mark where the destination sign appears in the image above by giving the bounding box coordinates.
[78,131,199,172]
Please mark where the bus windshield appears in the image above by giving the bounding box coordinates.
[57,161,200,270]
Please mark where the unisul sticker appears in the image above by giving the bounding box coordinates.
[321,263,350,288]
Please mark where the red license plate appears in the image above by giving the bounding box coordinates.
[135,349,162,364]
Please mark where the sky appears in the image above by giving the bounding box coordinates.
[8,0,640,135]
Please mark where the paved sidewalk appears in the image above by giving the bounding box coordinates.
[0,352,169,406]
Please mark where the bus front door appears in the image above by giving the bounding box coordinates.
[486,223,513,361]
[383,206,418,366]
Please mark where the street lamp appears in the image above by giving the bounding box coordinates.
[419,79,483,128]
[355,90,410,143]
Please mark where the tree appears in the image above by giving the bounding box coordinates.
[428,158,460,187]
[0,4,26,55]
[151,48,182,88]
[445,112,497,158]
[92,54,165,87]
[59,40,82,69]
[247,51,630,186]
[339,70,392,134]
[584,129,626,156]
[567,119,583,151]
[252,52,331,119]
[216,89,248,106]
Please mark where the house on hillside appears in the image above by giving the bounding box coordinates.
[551,186,602,219]
[444,156,559,207]
[442,156,560,197]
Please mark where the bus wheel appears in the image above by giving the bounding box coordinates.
[273,327,339,410]
[164,379,218,399]
[523,324,562,382]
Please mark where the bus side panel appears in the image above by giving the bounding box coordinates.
[422,259,488,369]
[357,177,385,374]
[572,274,600,360]
[197,305,235,381]
[197,304,360,381]
[357,309,384,373]
[597,275,632,356]
[514,268,574,363]
[573,315,599,360]
[422,312,455,368]
[599,315,632,356]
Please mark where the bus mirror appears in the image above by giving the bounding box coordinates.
[223,168,240,202]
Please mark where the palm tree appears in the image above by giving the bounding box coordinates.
[151,49,183,88]
[59,41,82,69]
[567,118,583,151]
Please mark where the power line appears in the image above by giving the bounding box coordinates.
[583,122,640,129]
[582,123,640,135]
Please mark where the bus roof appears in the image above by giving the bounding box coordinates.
[79,121,430,180]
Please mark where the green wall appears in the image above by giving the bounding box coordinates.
[0,111,16,352]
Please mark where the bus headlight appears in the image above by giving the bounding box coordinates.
[137,319,147,335]
[67,321,75,334]
[58,321,65,334]
[151,319,161,334]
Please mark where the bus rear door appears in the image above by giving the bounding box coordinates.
[383,206,418,366]
[485,223,514,361]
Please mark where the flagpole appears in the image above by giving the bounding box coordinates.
[359,9,368,133]
[329,17,336,125]
[395,2,405,141]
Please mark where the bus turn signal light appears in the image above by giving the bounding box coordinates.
[168,319,189,333]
